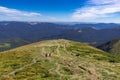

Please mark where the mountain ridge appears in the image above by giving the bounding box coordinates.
[98,38,120,55]
[0,39,120,80]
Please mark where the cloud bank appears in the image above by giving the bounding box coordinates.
[72,0,120,22]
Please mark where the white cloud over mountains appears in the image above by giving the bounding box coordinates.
[72,0,120,22]
[0,6,58,21]
[0,6,42,21]
[0,6,41,16]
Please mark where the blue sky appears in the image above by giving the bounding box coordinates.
[0,0,120,22]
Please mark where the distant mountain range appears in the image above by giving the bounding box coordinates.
[0,21,120,48]
[62,23,120,29]
[55,22,120,29]
[0,39,119,80]
[56,26,120,46]
[0,21,72,41]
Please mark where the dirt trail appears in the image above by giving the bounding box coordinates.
[55,63,64,80]
[42,47,46,56]
[54,41,61,56]
[0,59,36,79]
[55,63,60,75]
[63,40,68,53]
[86,63,98,80]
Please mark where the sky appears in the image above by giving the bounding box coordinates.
[0,0,120,23]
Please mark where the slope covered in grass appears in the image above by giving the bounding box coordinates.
[98,38,120,55]
[0,39,120,80]
[0,38,29,52]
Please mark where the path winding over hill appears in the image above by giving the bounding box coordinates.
[0,59,37,79]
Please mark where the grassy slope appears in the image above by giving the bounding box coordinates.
[0,39,120,80]
[98,39,120,55]
[0,38,30,52]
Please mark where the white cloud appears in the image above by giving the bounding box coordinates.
[72,0,120,21]
[0,6,41,17]
[89,0,118,5]
[0,6,60,21]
